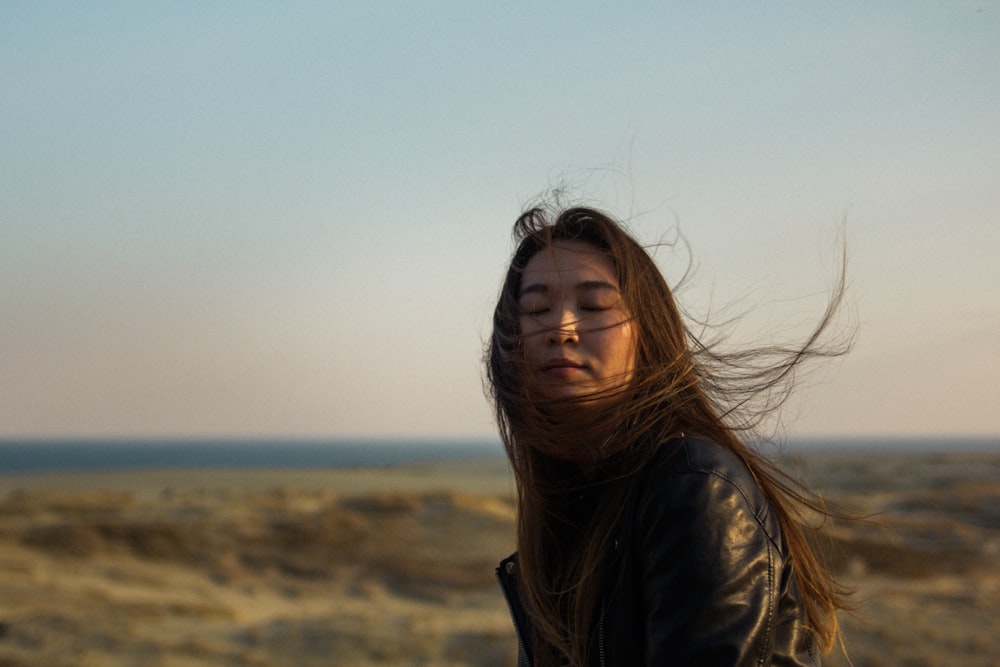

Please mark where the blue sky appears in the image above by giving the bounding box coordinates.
[2,2,998,439]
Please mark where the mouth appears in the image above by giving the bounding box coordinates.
[542,359,586,371]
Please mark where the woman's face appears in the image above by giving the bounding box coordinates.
[517,240,637,403]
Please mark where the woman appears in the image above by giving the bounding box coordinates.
[486,205,850,666]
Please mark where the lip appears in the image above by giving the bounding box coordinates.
[542,358,587,376]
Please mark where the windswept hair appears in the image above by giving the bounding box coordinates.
[485,204,853,667]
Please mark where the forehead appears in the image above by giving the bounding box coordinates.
[521,240,617,284]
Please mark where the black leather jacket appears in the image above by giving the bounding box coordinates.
[496,436,820,666]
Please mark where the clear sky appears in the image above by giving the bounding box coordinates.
[2,2,998,440]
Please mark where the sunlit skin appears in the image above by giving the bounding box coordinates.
[518,240,638,403]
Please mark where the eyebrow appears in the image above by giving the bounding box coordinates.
[518,280,620,298]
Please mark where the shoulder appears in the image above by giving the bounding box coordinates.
[648,434,756,481]
[633,434,780,547]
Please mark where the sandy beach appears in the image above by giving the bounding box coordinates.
[0,451,997,666]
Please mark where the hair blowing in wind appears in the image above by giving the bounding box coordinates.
[487,204,854,667]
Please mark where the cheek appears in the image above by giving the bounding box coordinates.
[608,322,638,371]
[517,319,544,358]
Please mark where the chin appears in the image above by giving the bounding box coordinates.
[547,389,618,409]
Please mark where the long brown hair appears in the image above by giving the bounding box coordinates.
[485,204,852,666]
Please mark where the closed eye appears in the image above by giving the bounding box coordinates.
[579,296,620,312]
[519,301,550,316]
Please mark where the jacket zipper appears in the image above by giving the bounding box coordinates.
[598,596,607,667]
[497,564,532,667]
[599,534,622,667]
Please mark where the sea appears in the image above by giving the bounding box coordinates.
[0,436,997,474]
[0,438,506,474]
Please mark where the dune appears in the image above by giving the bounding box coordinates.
[0,452,996,666]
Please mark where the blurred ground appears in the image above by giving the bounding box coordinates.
[0,452,996,667]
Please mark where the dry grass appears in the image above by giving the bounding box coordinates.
[0,452,997,666]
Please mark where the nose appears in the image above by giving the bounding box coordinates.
[547,308,579,345]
